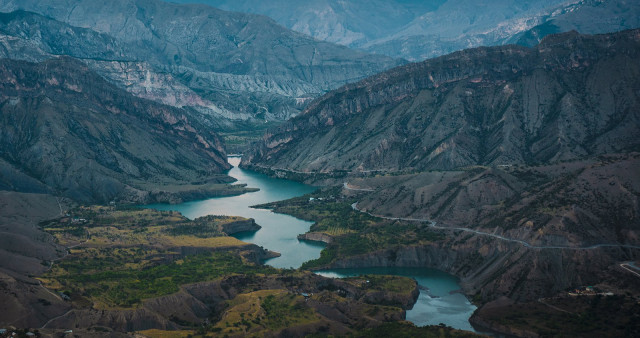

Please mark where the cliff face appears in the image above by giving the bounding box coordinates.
[220,218,260,235]
[243,29,640,172]
[0,1,401,125]
[0,57,230,203]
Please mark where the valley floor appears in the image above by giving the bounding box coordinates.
[1,198,483,337]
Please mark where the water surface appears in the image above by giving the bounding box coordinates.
[316,267,477,331]
[146,157,322,268]
[146,157,477,330]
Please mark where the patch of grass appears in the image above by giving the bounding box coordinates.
[254,187,375,235]
[40,207,271,308]
[214,290,319,335]
[261,292,316,330]
[344,275,416,295]
[45,251,277,308]
[350,322,484,337]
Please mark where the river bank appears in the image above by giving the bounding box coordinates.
[147,158,479,330]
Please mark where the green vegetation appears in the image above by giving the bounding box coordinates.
[350,322,484,337]
[39,206,271,308]
[306,225,443,270]
[212,289,321,336]
[260,293,316,330]
[36,202,439,335]
[40,206,249,248]
[257,194,377,234]
[255,187,444,269]
[162,215,246,237]
[46,250,276,308]
[43,246,270,308]
[344,275,416,294]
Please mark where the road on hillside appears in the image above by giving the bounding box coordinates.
[349,201,640,251]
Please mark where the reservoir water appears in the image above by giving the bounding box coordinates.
[147,157,321,268]
[315,267,476,331]
[146,157,476,330]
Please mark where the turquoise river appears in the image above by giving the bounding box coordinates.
[147,157,477,331]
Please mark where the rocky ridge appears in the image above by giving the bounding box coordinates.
[0,56,232,204]
[0,0,401,125]
[186,0,443,48]
[243,29,640,173]
[180,0,640,62]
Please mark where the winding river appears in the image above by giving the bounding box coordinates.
[147,157,477,331]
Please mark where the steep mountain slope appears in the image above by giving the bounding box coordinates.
[0,57,232,204]
[178,0,640,62]
[353,154,640,248]
[362,0,565,60]
[243,30,640,173]
[177,0,444,47]
[0,11,130,63]
[0,0,400,125]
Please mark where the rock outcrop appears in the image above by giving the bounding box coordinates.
[298,232,334,244]
[221,218,261,235]
[323,238,637,303]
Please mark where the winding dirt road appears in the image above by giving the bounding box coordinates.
[350,201,640,251]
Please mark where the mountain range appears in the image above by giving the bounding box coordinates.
[241,29,640,336]
[0,0,400,128]
[180,0,640,61]
[242,29,640,172]
[0,56,237,204]
[1,0,639,336]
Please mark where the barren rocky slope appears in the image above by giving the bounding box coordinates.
[0,0,400,126]
[355,154,640,248]
[509,0,640,47]
[243,29,640,173]
[343,152,640,295]
[0,57,232,204]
